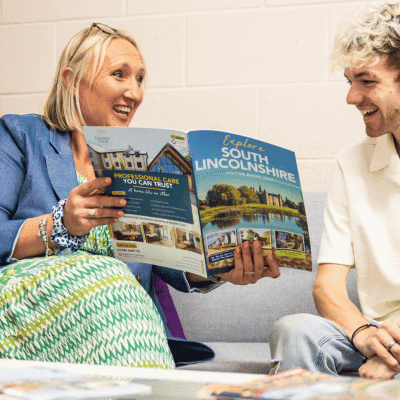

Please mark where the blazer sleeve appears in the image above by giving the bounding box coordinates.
[0,117,29,265]
[153,265,191,293]
[153,265,223,294]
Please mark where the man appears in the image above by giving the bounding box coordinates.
[270,2,400,379]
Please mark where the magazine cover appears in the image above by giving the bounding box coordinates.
[198,367,396,400]
[84,127,311,277]
[188,130,311,275]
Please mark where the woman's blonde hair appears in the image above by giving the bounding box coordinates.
[43,24,145,132]
[332,2,400,72]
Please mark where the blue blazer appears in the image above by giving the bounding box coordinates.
[0,114,214,366]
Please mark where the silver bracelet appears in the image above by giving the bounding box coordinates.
[37,216,59,257]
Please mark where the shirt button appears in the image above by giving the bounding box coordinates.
[136,274,142,284]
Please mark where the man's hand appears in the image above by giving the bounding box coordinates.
[354,318,400,371]
[359,355,400,379]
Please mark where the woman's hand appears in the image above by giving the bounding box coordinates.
[63,177,127,236]
[217,240,280,285]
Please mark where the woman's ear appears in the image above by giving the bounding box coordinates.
[62,67,73,89]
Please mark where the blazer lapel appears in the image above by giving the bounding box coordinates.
[46,129,77,200]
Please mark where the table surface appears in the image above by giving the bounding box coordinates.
[0,359,266,400]
[2,359,400,399]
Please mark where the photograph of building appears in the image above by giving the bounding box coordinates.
[175,228,202,254]
[148,143,194,192]
[206,229,237,256]
[142,222,174,247]
[249,185,284,207]
[88,143,149,177]
[275,230,305,252]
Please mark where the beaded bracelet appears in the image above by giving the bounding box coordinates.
[37,216,59,257]
[50,199,89,251]
[350,323,378,347]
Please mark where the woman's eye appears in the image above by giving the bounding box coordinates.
[113,71,123,78]
[137,75,144,85]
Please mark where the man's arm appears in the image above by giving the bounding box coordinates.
[314,263,400,377]
[313,263,372,340]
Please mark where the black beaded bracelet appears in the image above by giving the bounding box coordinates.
[350,323,378,347]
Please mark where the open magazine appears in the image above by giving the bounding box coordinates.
[198,367,399,399]
[0,366,151,400]
[84,127,311,277]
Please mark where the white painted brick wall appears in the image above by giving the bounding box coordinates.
[0,0,368,192]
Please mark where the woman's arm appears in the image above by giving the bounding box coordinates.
[11,178,128,261]
[0,117,32,264]
[12,214,57,259]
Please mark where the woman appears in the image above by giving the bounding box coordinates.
[0,23,280,368]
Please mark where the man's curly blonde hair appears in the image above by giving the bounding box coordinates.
[332,2,400,74]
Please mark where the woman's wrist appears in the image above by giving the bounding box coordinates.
[37,214,59,257]
[50,199,89,251]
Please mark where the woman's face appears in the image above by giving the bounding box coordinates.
[79,38,145,128]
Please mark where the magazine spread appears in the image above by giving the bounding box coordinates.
[0,366,151,400]
[198,367,399,399]
[84,127,311,277]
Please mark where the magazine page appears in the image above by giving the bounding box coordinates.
[199,368,395,399]
[188,130,311,275]
[0,366,151,400]
[84,127,208,277]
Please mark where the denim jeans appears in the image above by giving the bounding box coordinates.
[269,313,379,375]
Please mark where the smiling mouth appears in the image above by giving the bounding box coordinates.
[361,108,378,117]
[113,105,131,116]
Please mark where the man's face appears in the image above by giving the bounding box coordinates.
[344,55,400,140]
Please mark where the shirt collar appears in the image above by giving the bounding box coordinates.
[369,133,397,172]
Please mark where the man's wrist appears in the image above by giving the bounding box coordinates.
[351,324,378,353]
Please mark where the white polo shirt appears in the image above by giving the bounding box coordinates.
[318,133,400,321]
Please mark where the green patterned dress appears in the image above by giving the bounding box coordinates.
[0,173,175,369]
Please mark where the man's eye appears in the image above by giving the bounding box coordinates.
[363,80,375,85]
[113,71,123,78]
[137,75,144,85]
